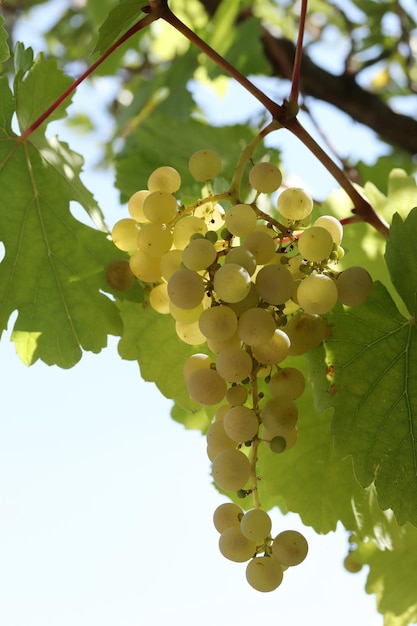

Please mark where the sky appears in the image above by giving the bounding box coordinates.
[0,1,395,625]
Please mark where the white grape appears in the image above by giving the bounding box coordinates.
[261,398,298,435]
[149,283,170,314]
[255,264,294,305]
[252,329,290,365]
[297,226,334,262]
[187,368,226,405]
[142,191,178,223]
[129,250,161,282]
[246,556,283,592]
[183,353,213,382]
[111,218,139,251]
[173,216,207,249]
[189,149,222,181]
[225,246,257,276]
[213,263,251,303]
[167,269,205,309]
[211,448,251,491]
[169,300,204,324]
[238,308,276,347]
[198,305,238,341]
[277,188,313,221]
[225,385,248,406]
[127,190,151,223]
[160,249,183,281]
[147,165,181,193]
[240,509,272,542]
[137,223,173,257]
[285,312,327,355]
[336,266,373,306]
[223,405,259,442]
[249,162,282,193]
[225,204,257,237]
[182,238,217,271]
[314,215,343,244]
[271,530,308,566]
[175,320,206,346]
[206,420,236,456]
[269,367,305,399]
[297,273,338,315]
[213,502,243,533]
[219,527,257,562]
[215,347,253,383]
[243,231,276,265]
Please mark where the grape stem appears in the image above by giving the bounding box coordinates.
[288,0,308,113]
[248,354,262,510]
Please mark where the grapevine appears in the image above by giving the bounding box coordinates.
[108,139,373,591]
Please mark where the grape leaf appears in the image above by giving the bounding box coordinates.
[93,1,146,55]
[309,281,417,526]
[385,209,417,317]
[0,15,10,63]
[116,300,212,418]
[0,64,125,367]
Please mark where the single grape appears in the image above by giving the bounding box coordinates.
[198,305,238,341]
[255,264,294,305]
[243,231,276,265]
[175,320,206,346]
[147,165,181,193]
[215,347,253,383]
[219,527,257,562]
[213,502,243,533]
[225,384,248,406]
[183,353,213,382]
[211,448,251,492]
[285,312,328,355]
[213,263,252,303]
[142,191,178,223]
[240,509,272,542]
[127,190,151,223]
[249,162,282,193]
[269,367,306,399]
[225,204,257,237]
[343,552,363,573]
[252,329,291,365]
[271,530,308,566]
[314,215,343,245]
[225,246,257,276]
[189,149,222,181]
[167,269,205,309]
[223,405,259,442]
[106,259,136,291]
[246,556,283,592]
[261,398,298,435]
[149,283,170,314]
[297,273,338,315]
[173,216,207,249]
[297,226,334,262]
[137,223,173,257]
[111,218,139,251]
[187,368,227,405]
[129,250,161,282]
[238,308,276,347]
[206,420,236,456]
[277,188,313,221]
[336,266,373,306]
[182,237,217,271]
[269,436,287,453]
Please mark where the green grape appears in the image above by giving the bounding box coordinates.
[143,191,178,223]
[129,250,162,282]
[216,347,253,383]
[206,420,236,456]
[343,552,363,573]
[175,320,206,346]
[269,367,305,399]
[189,149,222,181]
[127,190,151,223]
[198,305,238,341]
[225,384,248,406]
[149,283,170,314]
[219,527,257,562]
[160,249,183,281]
[238,307,276,347]
[255,264,294,305]
[297,226,334,262]
[194,202,225,230]
[213,263,252,303]
[183,353,214,382]
[277,188,313,221]
[173,216,207,249]
[243,231,276,265]
[147,165,181,193]
[167,269,205,309]
[249,162,282,193]
[261,398,298,435]
[336,265,373,306]
[314,215,343,245]
[137,223,173,258]
[225,204,257,237]
[223,405,259,442]
[213,502,243,533]
[269,436,287,453]
[263,427,298,452]
[297,273,338,315]
[211,448,251,491]
[182,237,217,271]
[187,367,227,405]
[252,329,291,365]
[225,246,257,276]
[271,530,308,566]
[240,509,272,542]
[111,218,139,251]
[106,259,136,291]
[246,556,283,592]
[285,312,328,356]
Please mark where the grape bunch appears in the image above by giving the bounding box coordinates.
[108,148,373,591]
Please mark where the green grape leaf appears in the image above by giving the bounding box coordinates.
[385,209,417,317]
[93,2,146,55]
[0,15,10,63]
[0,69,125,367]
[116,300,212,415]
[116,115,281,204]
[310,281,417,526]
